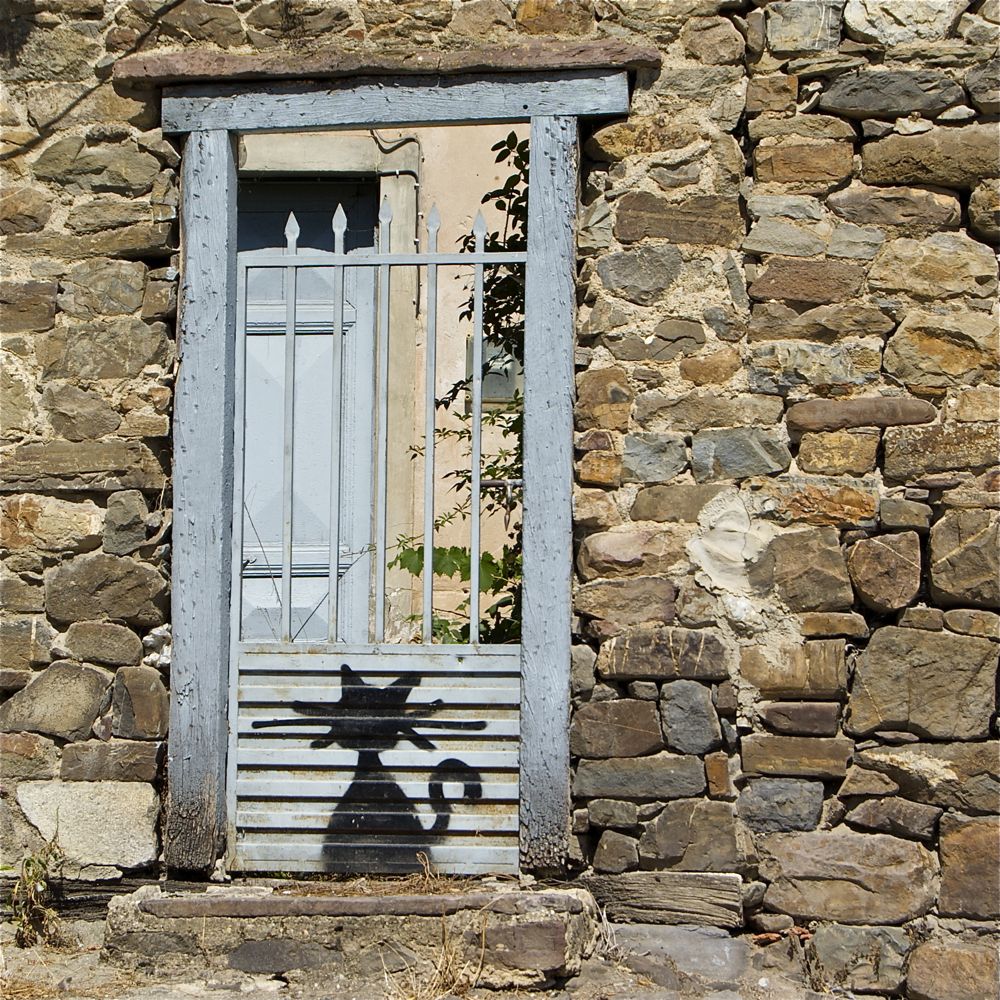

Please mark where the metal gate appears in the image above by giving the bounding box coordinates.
[227,199,524,873]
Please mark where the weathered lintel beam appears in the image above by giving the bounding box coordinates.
[161,70,628,134]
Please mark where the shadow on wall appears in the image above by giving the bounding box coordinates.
[0,0,187,163]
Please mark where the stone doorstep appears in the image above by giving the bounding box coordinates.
[103,885,599,990]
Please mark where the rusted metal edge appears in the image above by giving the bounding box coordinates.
[139,890,584,918]
[113,41,661,86]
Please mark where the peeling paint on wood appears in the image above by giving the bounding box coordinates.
[161,72,628,134]
[166,129,238,874]
[520,116,578,873]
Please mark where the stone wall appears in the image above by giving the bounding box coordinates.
[1,1,998,994]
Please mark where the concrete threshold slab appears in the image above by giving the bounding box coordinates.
[103,884,599,991]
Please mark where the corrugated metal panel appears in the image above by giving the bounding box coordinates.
[231,648,520,873]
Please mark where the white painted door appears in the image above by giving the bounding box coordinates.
[236,180,378,643]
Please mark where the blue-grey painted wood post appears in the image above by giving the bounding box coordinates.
[521,115,578,872]
[167,129,238,873]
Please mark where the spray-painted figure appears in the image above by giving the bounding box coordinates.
[252,663,486,868]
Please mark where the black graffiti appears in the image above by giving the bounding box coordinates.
[252,664,487,868]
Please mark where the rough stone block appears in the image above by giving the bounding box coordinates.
[16,780,158,872]
[929,509,1000,608]
[62,739,163,782]
[861,124,1000,189]
[741,640,847,699]
[62,621,143,667]
[741,735,853,778]
[845,796,942,842]
[808,924,910,994]
[614,192,742,246]
[621,433,686,484]
[797,611,869,638]
[759,701,840,736]
[639,799,747,873]
[0,615,56,671]
[38,317,171,380]
[844,0,966,46]
[0,731,59,783]
[749,339,883,396]
[0,280,58,333]
[938,813,1000,919]
[748,257,864,304]
[582,871,743,928]
[597,627,731,682]
[880,497,931,531]
[797,429,879,476]
[104,489,149,555]
[577,523,691,582]
[0,660,112,741]
[587,799,638,829]
[748,477,878,529]
[691,427,791,482]
[737,778,823,833]
[575,366,632,431]
[45,553,166,626]
[630,484,726,524]
[600,317,705,363]
[907,940,1000,1000]
[0,440,167,493]
[570,699,663,759]
[847,531,921,613]
[883,422,999,482]
[746,74,797,114]
[659,680,721,755]
[828,181,960,233]
[943,608,1000,638]
[786,396,936,434]
[752,528,853,611]
[575,577,676,630]
[573,753,705,800]
[592,830,638,873]
[112,665,169,740]
[848,626,998,739]
[855,742,999,815]
[0,186,52,235]
[595,245,682,306]
[636,390,784,432]
[969,177,1000,242]
[753,139,854,191]
[819,69,963,119]
[766,0,845,55]
[868,233,997,301]
[761,829,937,924]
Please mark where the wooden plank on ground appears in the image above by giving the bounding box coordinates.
[582,872,744,929]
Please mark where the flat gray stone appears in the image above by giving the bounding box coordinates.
[737,778,824,833]
[659,680,722,755]
[614,924,749,989]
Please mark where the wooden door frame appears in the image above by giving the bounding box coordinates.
[165,69,630,874]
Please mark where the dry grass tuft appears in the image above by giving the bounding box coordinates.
[381,913,486,1000]
[278,853,495,898]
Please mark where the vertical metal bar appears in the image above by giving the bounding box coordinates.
[469,212,486,644]
[225,258,248,865]
[422,206,440,643]
[280,213,300,643]
[328,206,347,643]
[374,197,392,643]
